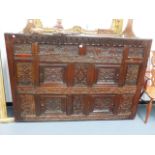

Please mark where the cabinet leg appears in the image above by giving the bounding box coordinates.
[144,99,153,123]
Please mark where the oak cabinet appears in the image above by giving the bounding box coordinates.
[5,33,151,121]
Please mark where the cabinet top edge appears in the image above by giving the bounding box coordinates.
[4,33,152,42]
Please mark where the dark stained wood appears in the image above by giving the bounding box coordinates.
[4,33,152,121]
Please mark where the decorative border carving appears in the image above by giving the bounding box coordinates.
[8,33,149,48]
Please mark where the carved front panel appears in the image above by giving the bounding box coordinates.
[125,64,140,85]
[74,64,89,86]
[119,95,133,113]
[5,33,152,121]
[16,62,33,86]
[86,46,123,63]
[96,66,120,85]
[18,95,35,117]
[39,95,66,115]
[128,47,144,58]
[40,64,66,85]
[14,44,32,54]
[39,44,79,56]
[92,95,115,113]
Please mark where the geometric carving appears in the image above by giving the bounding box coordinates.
[128,47,144,58]
[39,44,79,56]
[14,44,32,54]
[19,95,35,117]
[87,46,123,63]
[74,64,89,86]
[16,62,33,85]
[119,95,133,113]
[40,66,65,84]
[93,95,114,113]
[72,96,83,114]
[126,64,139,85]
[39,95,66,115]
[97,67,119,84]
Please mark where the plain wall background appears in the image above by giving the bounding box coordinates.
[0,0,155,102]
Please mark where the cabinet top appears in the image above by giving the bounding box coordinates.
[5,33,152,48]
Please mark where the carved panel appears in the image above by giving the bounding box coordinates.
[18,95,35,117]
[72,96,83,114]
[16,62,33,85]
[14,44,32,54]
[126,64,140,85]
[92,95,115,113]
[40,64,66,85]
[13,34,147,48]
[39,95,66,115]
[74,64,89,86]
[39,44,79,56]
[119,95,133,113]
[128,47,144,58]
[86,46,123,63]
[96,66,119,84]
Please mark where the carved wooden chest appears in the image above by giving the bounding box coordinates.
[5,33,152,121]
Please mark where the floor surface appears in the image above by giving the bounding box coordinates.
[0,104,155,135]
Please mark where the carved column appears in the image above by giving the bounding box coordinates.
[0,53,14,122]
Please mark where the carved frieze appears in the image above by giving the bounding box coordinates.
[128,47,144,58]
[11,34,148,48]
[87,46,123,63]
[39,44,79,56]
[14,44,32,54]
